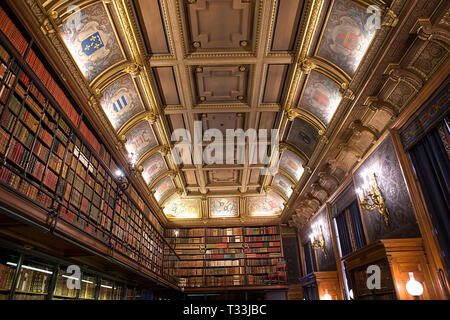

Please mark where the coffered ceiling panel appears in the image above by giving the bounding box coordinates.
[270,0,304,51]
[184,0,255,52]
[152,67,181,106]
[193,65,250,104]
[207,169,241,185]
[262,64,289,104]
[134,0,170,54]
[201,113,245,135]
[257,112,278,131]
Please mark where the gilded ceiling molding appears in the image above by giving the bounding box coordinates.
[279,142,309,164]
[285,107,327,134]
[149,170,177,190]
[116,111,154,137]
[317,169,341,192]
[364,96,398,120]
[415,19,450,44]
[135,145,168,168]
[276,169,297,185]
[310,57,352,84]
[310,182,329,203]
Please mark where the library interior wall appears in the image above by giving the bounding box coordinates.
[353,134,421,243]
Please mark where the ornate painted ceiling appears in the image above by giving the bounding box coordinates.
[21,0,450,227]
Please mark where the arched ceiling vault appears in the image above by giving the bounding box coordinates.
[28,0,437,227]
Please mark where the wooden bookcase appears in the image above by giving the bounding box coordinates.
[165,225,286,288]
[0,4,171,284]
[299,271,341,300]
[342,238,438,300]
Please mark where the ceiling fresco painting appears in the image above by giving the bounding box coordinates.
[272,173,294,198]
[142,153,168,186]
[316,0,377,76]
[163,194,202,219]
[279,150,304,181]
[100,75,145,131]
[209,197,240,218]
[41,0,395,224]
[286,118,320,159]
[60,2,124,82]
[298,70,342,125]
[154,176,176,203]
[125,121,158,161]
[247,191,285,217]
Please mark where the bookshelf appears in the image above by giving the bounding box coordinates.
[165,226,287,288]
[0,3,171,285]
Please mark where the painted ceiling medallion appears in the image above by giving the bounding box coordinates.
[279,150,304,181]
[209,197,239,218]
[125,121,158,161]
[299,71,342,125]
[316,0,377,75]
[287,118,320,158]
[272,174,293,198]
[163,194,202,219]
[247,191,285,217]
[154,176,175,202]
[142,153,168,185]
[60,3,124,82]
[100,75,145,130]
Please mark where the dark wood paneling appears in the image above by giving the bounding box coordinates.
[262,64,289,103]
[271,0,304,51]
[152,67,181,105]
[135,0,170,54]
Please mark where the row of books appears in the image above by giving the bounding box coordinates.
[0,166,53,208]
[0,6,28,56]
[167,226,281,238]
[205,267,245,276]
[205,228,243,237]
[25,49,80,127]
[244,235,281,242]
[244,247,281,254]
[0,19,169,282]
[246,241,280,248]
[205,236,243,243]
[0,264,15,290]
[245,226,280,235]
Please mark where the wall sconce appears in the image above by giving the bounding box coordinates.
[322,289,332,300]
[115,169,129,191]
[128,152,143,174]
[174,230,179,237]
[310,225,327,258]
[356,172,389,225]
[406,272,424,300]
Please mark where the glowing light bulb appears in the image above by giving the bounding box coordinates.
[115,169,123,177]
[349,289,354,300]
[323,289,332,300]
[406,272,423,297]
